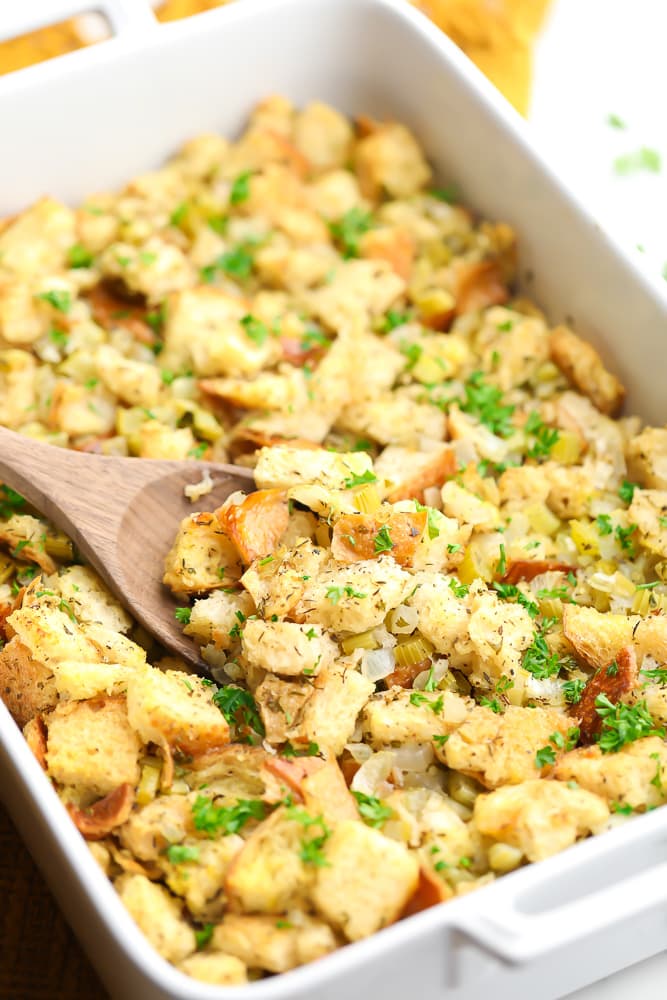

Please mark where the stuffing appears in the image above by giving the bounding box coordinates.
[628,489,667,558]
[115,875,196,964]
[254,445,373,492]
[553,738,667,811]
[213,914,337,973]
[163,511,242,594]
[549,325,625,417]
[5,96,667,989]
[362,689,470,747]
[294,556,413,633]
[474,779,609,861]
[125,666,230,758]
[177,953,247,986]
[353,122,432,200]
[45,696,141,797]
[626,426,667,489]
[444,705,571,788]
[0,638,58,727]
[310,820,419,940]
[242,619,337,678]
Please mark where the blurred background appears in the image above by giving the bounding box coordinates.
[0,1,665,997]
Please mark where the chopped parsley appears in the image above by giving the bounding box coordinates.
[174,606,191,625]
[240,314,269,346]
[492,581,539,618]
[230,170,252,205]
[378,309,411,333]
[449,577,469,599]
[607,113,627,130]
[595,695,665,753]
[0,485,25,519]
[650,752,663,791]
[618,480,638,504]
[195,924,214,950]
[285,806,331,866]
[166,844,200,864]
[282,740,320,758]
[212,686,265,736]
[614,147,662,175]
[11,540,30,557]
[188,442,207,460]
[595,514,613,536]
[523,629,561,680]
[636,580,660,590]
[201,244,254,283]
[352,791,393,829]
[607,661,619,677]
[67,243,93,268]
[374,525,394,554]
[480,697,502,714]
[409,691,444,714]
[610,801,633,816]
[535,745,557,768]
[495,543,507,577]
[343,469,377,489]
[562,678,586,705]
[325,585,367,603]
[169,202,188,227]
[329,207,373,258]
[37,289,71,313]
[460,371,515,437]
[640,666,667,685]
[525,411,560,460]
[192,795,265,837]
[430,185,459,203]
[615,523,637,555]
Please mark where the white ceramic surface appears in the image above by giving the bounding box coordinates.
[1,2,667,998]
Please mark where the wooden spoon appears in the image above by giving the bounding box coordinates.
[0,426,254,669]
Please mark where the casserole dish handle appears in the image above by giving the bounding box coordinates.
[0,0,156,47]
[452,818,667,964]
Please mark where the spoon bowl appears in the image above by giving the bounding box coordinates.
[0,426,255,668]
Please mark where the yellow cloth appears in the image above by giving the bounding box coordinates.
[0,0,551,113]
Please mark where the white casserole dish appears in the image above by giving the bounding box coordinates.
[1,1,667,997]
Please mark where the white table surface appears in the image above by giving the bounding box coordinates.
[530,1,667,995]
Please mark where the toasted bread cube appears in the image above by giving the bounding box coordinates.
[0,349,37,428]
[626,426,667,489]
[628,489,667,558]
[362,688,469,747]
[44,565,132,633]
[339,392,446,447]
[375,445,456,503]
[178,953,247,986]
[253,445,373,492]
[0,197,75,276]
[255,674,315,745]
[549,325,625,416]
[213,913,336,973]
[0,637,57,727]
[126,666,229,757]
[293,102,353,172]
[115,874,196,963]
[553,737,667,810]
[474,779,609,862]
[52,660,137,701]
[441,480,500,532]
[99,239,193,304]
[296,556,412,633]
[163,511,241,594]
[45,697,140,797]
[95,344,161,408]
[217,488,289,565]
[354,123,431,200]
[331,510,427,567]
[185,590,255,650]
[445,705,571,789]
[310,820,419,940]
[161,836,243,916]
[225,807,311,913]
[242,620,336,678]
[307,259,405,332]
[161,287,279,377]
[562,604,633,672]
[300,662,375,756]
[120,793,195,861]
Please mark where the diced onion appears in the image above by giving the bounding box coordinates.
[387,604,419,635]
[525,675,565,706]
[351,751,395,796]
[344,743,373,764]
[360,647,396,682]
[451,437,478,468]
[423,486,442,509]
[413,656,449,690]
[392,743,434,771]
